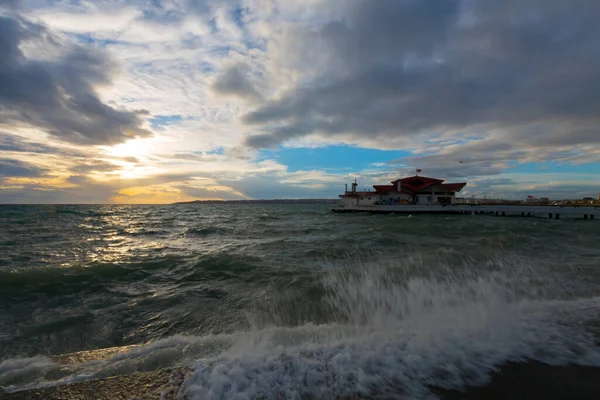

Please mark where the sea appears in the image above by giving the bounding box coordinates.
[1,204,600,399]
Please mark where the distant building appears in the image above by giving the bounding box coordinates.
[525,196,551,205]
[339,175,466,207]
[582,197,595,204]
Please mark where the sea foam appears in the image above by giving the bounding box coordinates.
[180,259,600,399]
[2,257,600,399]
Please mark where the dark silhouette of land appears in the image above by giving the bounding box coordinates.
[174,199,338,204]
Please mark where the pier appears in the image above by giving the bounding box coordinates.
[331,204,597,220]
[334,174,598,220]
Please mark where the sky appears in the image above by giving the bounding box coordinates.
[0,0,599,204]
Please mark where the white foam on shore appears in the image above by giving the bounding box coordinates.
[3,257,600,398]
[0,335,231,392]
[180,263,600,400]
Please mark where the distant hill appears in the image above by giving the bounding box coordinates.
[173,199,338,205]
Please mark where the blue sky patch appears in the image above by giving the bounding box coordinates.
[205,147,225,155]
[259,145,412,173]
[74,34,129,47]
[232,6,248,29]
[149,115,183,130]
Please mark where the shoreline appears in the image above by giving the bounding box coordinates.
[173,199,338,204]
[5,361,600,399]
[2,368,186,400]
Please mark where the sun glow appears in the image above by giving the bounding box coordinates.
[97,136,171,179]
[102,139,151,159]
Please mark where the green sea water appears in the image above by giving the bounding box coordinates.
[1,204,600,398]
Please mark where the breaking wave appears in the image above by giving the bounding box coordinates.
[180,259,600,399]
[3,256,600,399]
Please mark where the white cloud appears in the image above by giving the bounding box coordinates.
[1,0,599,203]
[35,7,143,34]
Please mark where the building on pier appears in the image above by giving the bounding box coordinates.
[339,175,466,207]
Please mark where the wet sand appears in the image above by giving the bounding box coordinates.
[51,345,142,365]
[1,368,186,400]
[4,361,600,399]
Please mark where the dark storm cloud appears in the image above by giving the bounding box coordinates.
[0,159,46,177]
[243,0,600,149]
[211,64,262,100]
[0,133,97,161]
[0,178,117,203]
[0,133,62,154]
[0,15,151,146]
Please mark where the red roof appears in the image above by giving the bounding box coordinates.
[373,185,395,193]
[371,175,466,193]
[391,175,444,192]
[440,182,466,192]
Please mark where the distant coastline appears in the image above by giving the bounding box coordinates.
[173,199,338,205]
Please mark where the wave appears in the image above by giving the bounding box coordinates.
[0,255,188,295]
[256,214,282,221]
[116,228,169,237]
[3,256,600,398]
[183,226,232,237]
[0,337,218,392]
[179,261,600,399]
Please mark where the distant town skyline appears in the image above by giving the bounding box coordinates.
[1,0,599,203]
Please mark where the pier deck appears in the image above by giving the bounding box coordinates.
[331,204,598,220]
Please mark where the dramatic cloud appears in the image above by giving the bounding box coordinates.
[0,0,599,203]
[0,159,46,177]
[211,64,263,100]
[0,15,151,146]
[0,133,61,154]
[243,0,600,151]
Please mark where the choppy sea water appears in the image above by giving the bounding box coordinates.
[1,204,600,398]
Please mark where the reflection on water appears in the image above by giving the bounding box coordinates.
[1,203,599,363]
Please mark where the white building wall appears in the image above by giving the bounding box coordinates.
[417,195,430,204]
[379,193,412,205]
[341,197,359,207]
[355,195,380,206]
[342,192,413,207]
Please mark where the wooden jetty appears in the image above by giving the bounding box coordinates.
[331,204,598,220]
